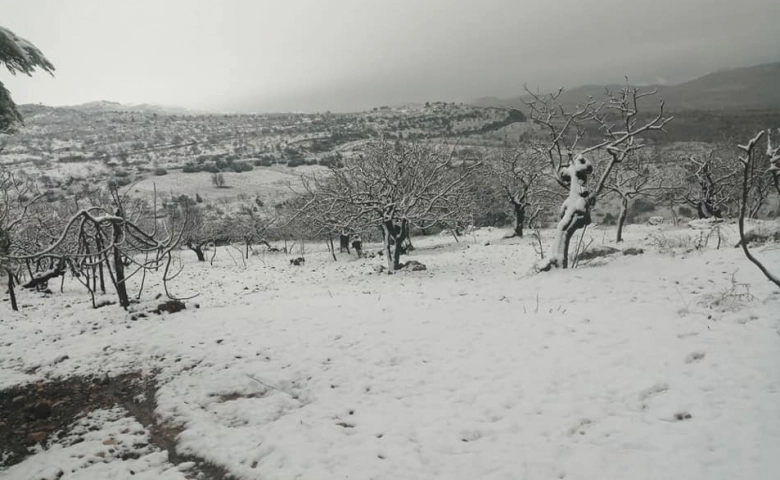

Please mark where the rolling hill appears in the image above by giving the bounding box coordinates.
[473,61,780,112]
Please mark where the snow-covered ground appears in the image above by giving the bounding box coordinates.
[2,223,779,480]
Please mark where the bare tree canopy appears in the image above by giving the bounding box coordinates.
[300,140,480,270]
[525,83,672,270]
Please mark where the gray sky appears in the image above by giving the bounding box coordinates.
[3,0,779,113]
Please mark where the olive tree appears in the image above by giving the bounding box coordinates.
[487,146,547,238]
[525,84,672,270]
[303,141,480,271]
[604,150,667,242]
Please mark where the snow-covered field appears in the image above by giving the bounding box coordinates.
[130,166,322,204]
[2,223,779,480]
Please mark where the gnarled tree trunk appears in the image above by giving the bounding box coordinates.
[382,219,409,271]
[539,156,593,271]
[339,233,350,253]
[511,201,526,237]
[186,241,206,261]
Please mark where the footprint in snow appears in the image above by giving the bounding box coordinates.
[639,383,669,401]
[684,351,706,363]
[567,418,593,436]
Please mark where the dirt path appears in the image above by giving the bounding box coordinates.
[0,373,234,479]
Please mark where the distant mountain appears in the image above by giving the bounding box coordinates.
[473,62,780,112]
[57,100,207,116]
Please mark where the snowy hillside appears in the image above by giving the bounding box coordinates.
[1,223,779,480]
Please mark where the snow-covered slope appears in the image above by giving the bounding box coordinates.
[1,224,779,480]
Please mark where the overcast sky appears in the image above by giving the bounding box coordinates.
[3,0,779,113]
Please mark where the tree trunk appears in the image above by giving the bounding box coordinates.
[513,202,526,237]
[328,233,337,262]
[382,219,409,271]
[112,223,129,308]
[539,159,593,271]
[394,221,409,269]
[339,234,350,254]
[187,242,206,261]
[616,196,628,243]
[7,270,17,312]
[95,237,107,292]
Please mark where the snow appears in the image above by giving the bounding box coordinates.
[1,223,779,480]
[2,407,187,480]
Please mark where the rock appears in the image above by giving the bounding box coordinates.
[622,247,644,256]
[403,260,427,271]
[648,216,665,225]
[152,300,186,315]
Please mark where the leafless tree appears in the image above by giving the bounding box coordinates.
[179,202,217,261]
[488,146,547,238]
[229,203,279,259]
[525,83,672,270]
[0,170,44,310]
[678,149,739,219]
[6,185,188,309]
[735,130,780,288]
[302,140,480,271]
[604,150,667,242]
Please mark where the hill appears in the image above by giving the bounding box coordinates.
[473,61,780,112]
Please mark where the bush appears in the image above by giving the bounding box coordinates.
[108,177,132,188]
[211,172,226,188]
[287,158,306,168]
[182,163,199,173]
[153,167,168,176]
[678,206,693,217]
[632,198,656,213]
[230,161,253,173]
[602,212,617,225]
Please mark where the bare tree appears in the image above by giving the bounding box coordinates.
[179,202,216,261]
[7,186,188,309]
[736,130,780,287]
[0,170,44,310]
[604,150,667,242]
[230,203,278,259]
[678,149,739,219]
[303,141,480,271]
[488,147,547,238]
[525,83,672,270]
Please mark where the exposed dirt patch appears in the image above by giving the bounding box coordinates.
[0,373,236,479]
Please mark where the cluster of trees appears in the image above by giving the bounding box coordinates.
[1,172,190,311]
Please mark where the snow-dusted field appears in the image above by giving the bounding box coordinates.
[1,223,779,480]
[130,166,323,204]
